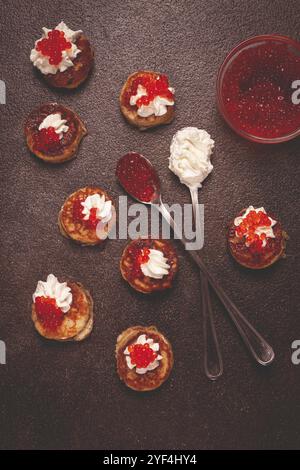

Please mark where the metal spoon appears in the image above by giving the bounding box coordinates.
[116,153,275,366]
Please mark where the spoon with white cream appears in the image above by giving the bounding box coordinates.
[169,127,223,380]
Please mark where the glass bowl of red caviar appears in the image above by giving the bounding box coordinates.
[217,34,300,143]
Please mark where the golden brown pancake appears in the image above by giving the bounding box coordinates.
[116,325,174,391]
[120,238,178,294]
[42,34,94,89]
[25,103,87,163]
[32,281,93,341]
[58,186,116,246]
[119,71,175,130]
[228,208,288,269]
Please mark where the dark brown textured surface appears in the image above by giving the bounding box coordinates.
[0,0,300,450]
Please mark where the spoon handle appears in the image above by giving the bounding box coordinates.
[157,200,275,366]
[190,188,223,380]
[201,271,224,379]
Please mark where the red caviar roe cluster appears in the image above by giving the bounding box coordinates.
[85,208,99,229]
[128,246,150,279]
[33,127,61,154]
[36,29,72,65]
[137,247,150,265]
[35,296,64,331]
[222,42,300,138]
[236,210,272,254]
[72,198,99,229]
[128,342,158,369]
[125,74,174,108]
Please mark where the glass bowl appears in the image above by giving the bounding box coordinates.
[217,35,300,143]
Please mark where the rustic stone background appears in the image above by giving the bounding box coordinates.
[0,0,299,450]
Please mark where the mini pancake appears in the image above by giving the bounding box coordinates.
[228,208,288,269]
[116,325,174,392]
[119,71,175,130]
[58,186,116,246]
[32,281,93,341]
[42,34,94,89]
[120,238,178,294]
[25,103,87,163]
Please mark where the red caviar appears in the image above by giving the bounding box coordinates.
[137,248,150,265]
[36,29,72,66]
[236,210,273,254]
[128,342,158,369]
[116,152,160,202]
[72,198,100,229]
[125,73,174,108]
[84,207,99,229]
[33,126,61,153]
[35,296,64,331]
[127,245,151,279]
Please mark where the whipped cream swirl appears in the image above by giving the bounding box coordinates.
[81,194,112,223]
[33,274,72,313]
[234,206,277,247]
[169,127,214,189]
[30,21,82,75]
[141,249,170,279]
[130,84,175,117]
[124,334,162,374]
[39,113,69,139]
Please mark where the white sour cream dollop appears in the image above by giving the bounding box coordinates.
[130,84,175,118]
[124,334,163,374]
[141,249,170,279]
[169,127,214,189]
[39,113,69,139]
[234,206,277,247]
[81,194,112,223]
[30,21,82,75]
[32,274,72,313]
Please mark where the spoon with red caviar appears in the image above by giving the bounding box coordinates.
[116,152,275,367]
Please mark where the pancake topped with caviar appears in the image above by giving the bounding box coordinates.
[120,238,178,293]
[116,325,174,391]
[120,71,175,130]
[58,187,116,246]
[32,274,93,341]
[228,206,288,269]
[25,102,87,163]
[30,21,94,89]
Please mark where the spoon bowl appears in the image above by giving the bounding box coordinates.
[116,152,161,204]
